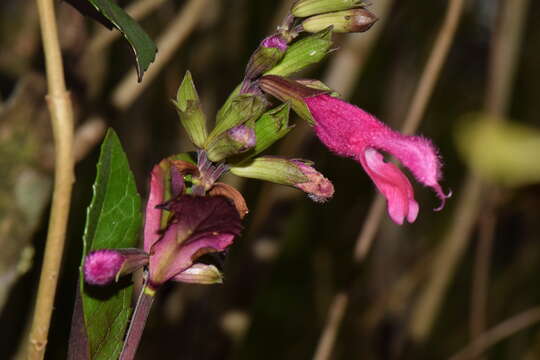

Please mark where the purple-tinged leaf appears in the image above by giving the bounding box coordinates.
[148,195,242,287]
[143,164,165,252]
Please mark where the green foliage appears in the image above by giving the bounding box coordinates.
[79,129,142,359]
[456,114,540,187]
[85,0,156,81]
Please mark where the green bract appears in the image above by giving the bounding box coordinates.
[206,122,256,162]
[208,94,267,143]
[249,103,293,157]
[173,71,208,148]
[264,27,333,77]
[230,156,308,185]
[292,0,366,17]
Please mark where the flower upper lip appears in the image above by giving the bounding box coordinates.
[303,93,450,224]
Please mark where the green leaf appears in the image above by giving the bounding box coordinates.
[85,0,157,81]
[79,129,142,359]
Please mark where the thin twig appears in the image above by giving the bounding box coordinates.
[470,202,496,346]
[313,293,349,360]
[112,0,209,110]
[449,307,540,360]
[410,0,530,342]
[27,0,75,358]
[410,175,484,340]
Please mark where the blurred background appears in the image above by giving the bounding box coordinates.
[1,0,540,359]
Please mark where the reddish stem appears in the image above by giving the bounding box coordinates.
[119,278,156,360]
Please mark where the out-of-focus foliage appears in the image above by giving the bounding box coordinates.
[456,114,540,187]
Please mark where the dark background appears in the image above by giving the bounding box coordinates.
[1,0,539,359]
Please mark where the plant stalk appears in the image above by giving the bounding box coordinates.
[120,280,156,360]
[27,0,75,358]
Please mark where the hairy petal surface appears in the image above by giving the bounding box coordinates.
[304,94,448,223]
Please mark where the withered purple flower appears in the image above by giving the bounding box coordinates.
[84,157,243,291]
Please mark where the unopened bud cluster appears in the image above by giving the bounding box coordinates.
[292,0,377,34]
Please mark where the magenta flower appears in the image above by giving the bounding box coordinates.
[304,94,450,224]
[84,157,243,290]
[84,248,149,285]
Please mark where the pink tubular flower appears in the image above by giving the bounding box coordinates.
[304,94,450,225]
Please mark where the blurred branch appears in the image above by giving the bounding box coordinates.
[73,117,107,162]
[112,0,209,110]
[27,0,75,358]
[409,175,484,339]
[313,293,348,360]
[449,307,540,360]
[410,0,530,342]
[470,200,497,348]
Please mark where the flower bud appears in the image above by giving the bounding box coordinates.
[208,94,267,144]
[172,263,224,284]
[173,71,208,148]
[206,124,257,162]
[244,35,288,82]
[250,103,293,157]
[301,8,378,33]
[292,0,366,18]
[84,248,149,285]
[230,156,308,185]
[264,27,333,78]
[231,157,333,201]
[291,160,334,202]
